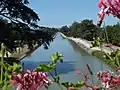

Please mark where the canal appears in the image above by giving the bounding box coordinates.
[14,33,114,90]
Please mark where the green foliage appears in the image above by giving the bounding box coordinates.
[101,24,120,46]
[59,25,70,36]
[60,19,99,41]
[92,49,120,68]
[61,81,85,89]
[0,0,40,28]
[35,64,53,72]
[105,49,120,67]
[54,76,60,83]
[51,52,63,63]
[0,43,22,90]
[0,62,22,89]
[91,37,104,48]
[60,19,120,46]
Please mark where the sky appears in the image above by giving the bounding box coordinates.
[29,0,118,28]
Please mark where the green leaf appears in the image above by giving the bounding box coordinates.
[49,63,56,70]
[0,81,3,88]
[7,67,12,72]
[51,53,63,64]
[51,54,57,63]
[61,81,85,89]
[35,64,51,72]
[60,59,63,63]
[55,76,60,83]
[74,81,85,88]
[2,85,8,90]
[61,82,74,88]
[7,75,11,79]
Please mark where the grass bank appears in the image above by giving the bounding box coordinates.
[92,50,117,69]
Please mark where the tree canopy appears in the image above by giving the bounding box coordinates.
[0,0,40,28]
[104,24,120,46]
[60,19,99,41]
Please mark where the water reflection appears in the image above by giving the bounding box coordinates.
[22,61,75,75]
[68,40,89,56]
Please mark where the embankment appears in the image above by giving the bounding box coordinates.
[18,44,41,61]
[60,33,111,55]
[60,32,120,69]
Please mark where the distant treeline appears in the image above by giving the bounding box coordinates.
[59,19,120,46]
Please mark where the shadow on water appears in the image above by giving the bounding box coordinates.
[68,40,89,56]
[21,61,75,75]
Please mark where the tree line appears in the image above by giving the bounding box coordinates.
[102,23,120,46]
[60,19,120,46]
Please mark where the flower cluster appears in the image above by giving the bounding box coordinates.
[11,70,52,90]
[97,69,120,89]
[98,0,120,20]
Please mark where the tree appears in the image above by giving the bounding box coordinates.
[0,0,40,28]
[61,19,99,41]
[101,23,120,46]
[69,21,81,37]
[0,17,8,41]
[60,25,70,36]
[79,19,97,40]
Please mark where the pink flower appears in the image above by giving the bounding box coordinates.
[102,77,110,83]
[116,67,120,74]
[96,70,120,89]
[11,80,17,85]
[111,77,119,85]
[98,0,120,22]
[117,69,120,74]
[76,69,81,75]
[11,70,52,90]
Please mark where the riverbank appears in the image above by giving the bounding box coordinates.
[60,32,120,69]
[61,33,106,54]
[18,44,41,61]
[3,44,41,63]
[60,33,120,54]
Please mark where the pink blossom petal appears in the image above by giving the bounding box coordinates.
[76,69,81,75]
[16,84,22,90]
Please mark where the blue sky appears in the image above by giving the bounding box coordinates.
[29,0,118,28]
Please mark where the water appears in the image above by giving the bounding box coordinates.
[10,33,114,90]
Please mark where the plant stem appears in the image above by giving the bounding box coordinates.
[115,54,120,67]
[4,71,7,85]
[49,72,56,81]
[1,54,4,82]
[55,68,57,76]
[58,83,63,90]
[50,72,63,90]
[103,21,109,44]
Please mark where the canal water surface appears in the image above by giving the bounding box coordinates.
[10,33,114,90]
